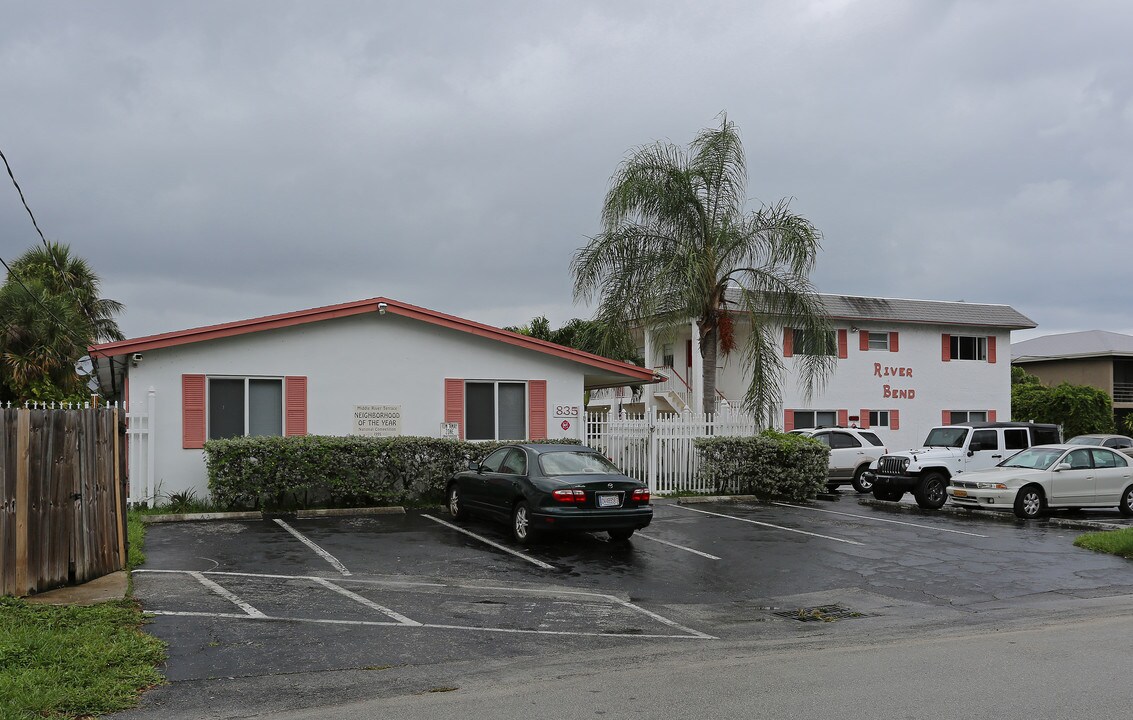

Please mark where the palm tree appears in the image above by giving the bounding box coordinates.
[571,115,835,424]
[0,242,124,401]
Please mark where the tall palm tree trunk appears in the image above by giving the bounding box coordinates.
[701,324,718,415]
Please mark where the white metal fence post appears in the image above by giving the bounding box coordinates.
[146,387,156,508]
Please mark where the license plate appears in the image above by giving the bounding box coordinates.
[597,493,621,508]
[953,489,968,497]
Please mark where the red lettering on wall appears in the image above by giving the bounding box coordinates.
[874,363,914,378]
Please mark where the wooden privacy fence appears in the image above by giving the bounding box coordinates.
[0,407,128,597]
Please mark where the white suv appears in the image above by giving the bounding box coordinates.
[864,422,1063,509]
[791,427,888,493]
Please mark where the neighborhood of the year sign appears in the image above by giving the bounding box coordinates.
[352,404,402,437]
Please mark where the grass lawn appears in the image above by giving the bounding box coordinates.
[0,511,166,719]
[1074,527,1133,559]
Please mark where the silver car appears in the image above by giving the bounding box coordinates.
[792,427,888,493]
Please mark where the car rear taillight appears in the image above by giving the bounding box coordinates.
[552,489,586,503]
[632,488,650,503]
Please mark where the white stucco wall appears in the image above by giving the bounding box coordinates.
[126,313,590,500]
[779,324,1011,452]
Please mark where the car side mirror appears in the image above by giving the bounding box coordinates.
[968,442,984,453]
[1055,463,1071,472]
[468,460,481,472]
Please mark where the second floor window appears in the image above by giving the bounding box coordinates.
[792,328,836,356]
[950,335,987,361]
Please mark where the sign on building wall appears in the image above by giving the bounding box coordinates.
[353,404,402,437]
[440,422,460,439]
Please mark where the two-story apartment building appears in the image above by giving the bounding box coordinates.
[589,292,1036,452]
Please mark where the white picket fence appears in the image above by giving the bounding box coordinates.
[586,407,761,494]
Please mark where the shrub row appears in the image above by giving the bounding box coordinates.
[694,431,829,501]
[204,435,580,510]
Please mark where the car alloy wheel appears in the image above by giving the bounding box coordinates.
[512,501,537,544]
[1014,486,1043,519]
[447,485,465,520]
[914,472,948,509]
[1120,486,1133,517]
[852,466,873,493]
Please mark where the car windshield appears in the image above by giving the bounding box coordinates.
[539,451,621,476]
[923,427,968,448]
[1067,436,1103,445]
[1001,447,1065,470]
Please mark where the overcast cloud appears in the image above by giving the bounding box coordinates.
[2,0,1130,344]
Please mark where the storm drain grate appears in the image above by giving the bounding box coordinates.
[773,604,866,622]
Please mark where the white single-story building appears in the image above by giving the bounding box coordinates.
[589,292,1037,452]
[89,297,661,504]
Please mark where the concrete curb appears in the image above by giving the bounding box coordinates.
[855,496,1131,532]
[140,507,406,523]
[141,511,264,524]
[295,506,405,518]
[675,494,761,504]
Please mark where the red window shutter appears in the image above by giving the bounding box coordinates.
[837,329,848,359]
[889,332,899,353]
[987,336,997,364]
[837,409,849,427]
[860,330,870,352]
[988,410,997,422]
[528,380,547,440]
[285,376,308,436]
[943,410,951,425]
[859,410,870,429]
[890,410,900,430]
[444,378,464,439]
[784,410,795,432]
[182,374,206,449]
[942,334,951,362]
[783,328,793,358]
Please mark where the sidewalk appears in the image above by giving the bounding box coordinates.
[22,571,129,606]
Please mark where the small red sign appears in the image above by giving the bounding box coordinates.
[561,420,571,431]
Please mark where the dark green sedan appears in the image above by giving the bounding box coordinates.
[446,444,653,544]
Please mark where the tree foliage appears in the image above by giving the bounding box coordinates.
[1011,368,1114,438]
[0,243,123,403]
[571,114,833,422]
[505,315,640,364]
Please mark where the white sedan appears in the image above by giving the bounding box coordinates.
[947,444,1133,519]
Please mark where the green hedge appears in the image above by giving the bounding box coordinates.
[694,431,829,501]
[204,435,581,510]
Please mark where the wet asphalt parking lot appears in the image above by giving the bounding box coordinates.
[117,495,1133,717]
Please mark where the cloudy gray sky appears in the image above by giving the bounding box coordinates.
[2,0,1129,344]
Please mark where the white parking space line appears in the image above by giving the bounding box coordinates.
[273,518,352,576]
[422,514,555,570]
[772,502,990,538]
[671,505,864,545]
[634,532,721,560]
[135,570,714,639]
[143,611,708,639]
[190,571,266,617]
[311,577,421,626]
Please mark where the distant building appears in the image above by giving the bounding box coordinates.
[1011,330,1133,430]
[588,292,1036,451]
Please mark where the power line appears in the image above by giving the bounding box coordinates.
[0,148,117,397]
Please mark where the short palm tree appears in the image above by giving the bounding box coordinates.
[572,115,835,424]
[0,242,124,401]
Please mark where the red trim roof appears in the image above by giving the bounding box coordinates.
[89,297,658,383]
